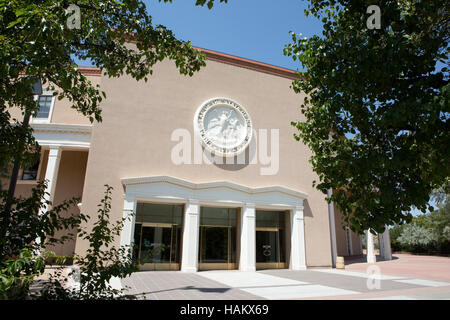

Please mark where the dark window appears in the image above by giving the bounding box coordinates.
[21,160,40,180]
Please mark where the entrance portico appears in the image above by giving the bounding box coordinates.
[120,176,308,272]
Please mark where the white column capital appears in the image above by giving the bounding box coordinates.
[187,199,200,205]
[48,145,62,156]
[185,199,200,216]
[293,206,304,219]
[123,197,136,212]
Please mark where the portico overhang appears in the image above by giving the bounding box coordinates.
[31,123,92,149]
[121,175,308,209]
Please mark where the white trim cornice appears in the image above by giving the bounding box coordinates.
[31,123,92,134]
[31,123,92,148]
[121,175,307,209]
[122,175,308,199]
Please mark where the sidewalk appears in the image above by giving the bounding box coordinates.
[344,252,450,282]
[120,253,450,300]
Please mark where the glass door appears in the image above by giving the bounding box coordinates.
[255,211,287,269]
[133,203,183,271]
[198,207,237,270]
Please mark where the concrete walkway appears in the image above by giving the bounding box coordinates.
[122,253,450,300]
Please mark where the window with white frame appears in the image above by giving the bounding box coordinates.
[35,95,53,119]
[30,92,55,123]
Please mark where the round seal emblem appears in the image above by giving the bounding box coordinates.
[194,98,252,157]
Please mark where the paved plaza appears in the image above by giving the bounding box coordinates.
[122,253,450,300]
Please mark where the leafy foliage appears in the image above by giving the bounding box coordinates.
[285,0,449,234]
[38,185,138,300]
[0,182,86,299]
[0,0,214,174]
[390,190,450,253]
[397,224,439,247]
[1,0,227,299]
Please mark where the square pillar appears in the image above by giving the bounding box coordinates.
[379,226,392,260]
[239,203,256,272]
[120,197,137,249]
[181,199,200,272]
[327,189,337,267]
[39,145,62,215]
[290,205,307,270]
[365,230,376,263]
[346,227,353,256]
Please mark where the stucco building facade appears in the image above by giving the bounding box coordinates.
[9,48,391,272]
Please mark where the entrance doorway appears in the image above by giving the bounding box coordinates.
[255,211,287,269]
[133,203,183,270]
[198,207,238,270]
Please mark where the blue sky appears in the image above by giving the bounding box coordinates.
[144,0,323,71]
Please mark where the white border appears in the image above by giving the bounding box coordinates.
[30,90,56,124]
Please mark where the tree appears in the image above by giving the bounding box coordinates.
[397,224,439,252]
[37,186,138,300]
[284,0,449,234]
[0,182,86,299]
[1,0,228,175]
[0,0,228,299]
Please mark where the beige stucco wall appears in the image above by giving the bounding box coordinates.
[334,205,362,256]
[7,76,99,125]
[74,58,333,267]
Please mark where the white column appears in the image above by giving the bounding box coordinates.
[378,232,385,258]
[380,226,392,260]
[120,197,137,249]
[346,227,353,256]
[366,230,376,263]
[181,199,200,272]
[327,189,337,267]
[39,146,62,215]
[239,203,256,272]
[290,205,307,270]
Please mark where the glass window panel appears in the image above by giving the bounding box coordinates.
[139,226,172,263]
[21,160,40,180]
[36,95,52,118]
[136,203,183,225]
[255,210,285,228]
[200,227,229,263]
[200,207,237,226]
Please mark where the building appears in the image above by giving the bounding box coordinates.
[8,47,392,272]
